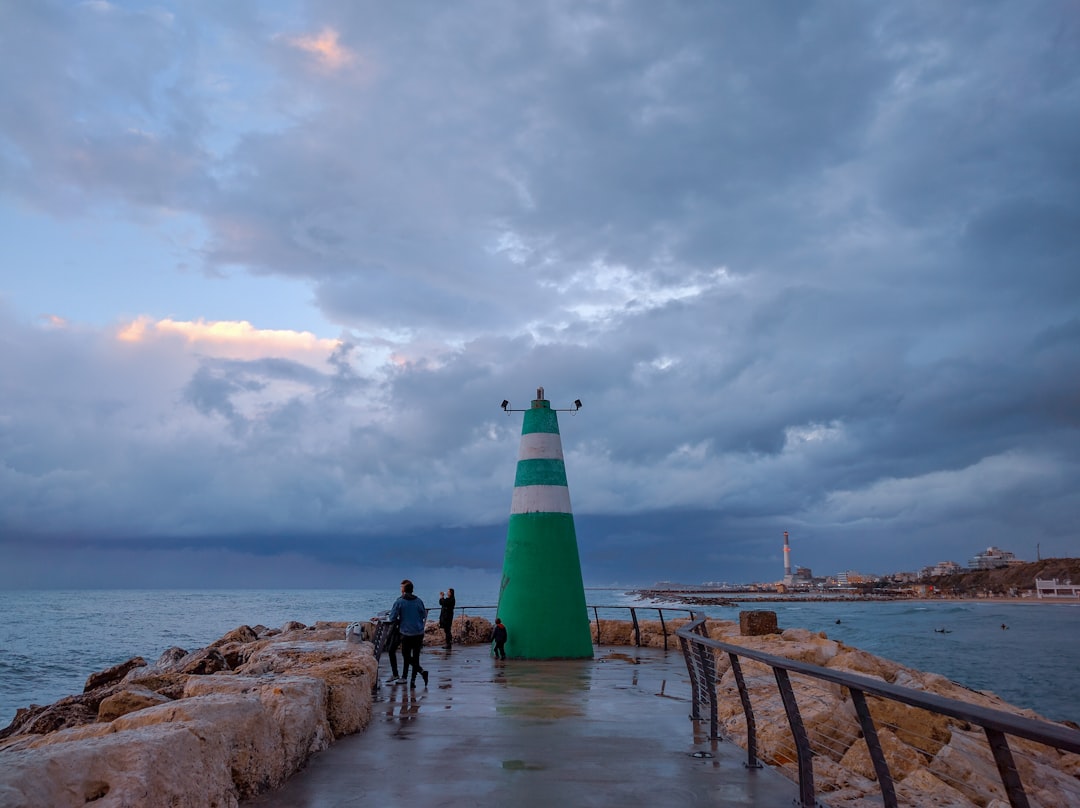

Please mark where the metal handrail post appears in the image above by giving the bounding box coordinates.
[695,642,719,739]
[774,668,816,808]
[728,653,761,769]
[679,634,702,721]
[849,687,896,808]
[984,727,1030,808]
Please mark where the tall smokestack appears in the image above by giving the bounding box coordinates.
[783,531,792,578]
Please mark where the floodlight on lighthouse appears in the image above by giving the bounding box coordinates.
[500,397,583,413]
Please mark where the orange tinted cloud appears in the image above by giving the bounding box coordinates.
[288,28,355,72]
[116,317,339,363]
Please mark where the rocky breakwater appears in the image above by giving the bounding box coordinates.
[692,614,1080,807]
[594,613,1080,805]
[0,621,377,808]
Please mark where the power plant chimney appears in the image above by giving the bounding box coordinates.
[783,531,792,580]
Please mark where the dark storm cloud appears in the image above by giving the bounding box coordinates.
[2,2,1079,586]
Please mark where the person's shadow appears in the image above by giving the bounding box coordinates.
[398,689,420,721]
[383,684,422,738]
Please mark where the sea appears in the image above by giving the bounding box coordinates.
[2,588,1078,728]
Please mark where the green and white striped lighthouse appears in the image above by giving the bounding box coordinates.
[497,387,593,659]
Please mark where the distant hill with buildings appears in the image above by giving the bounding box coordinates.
[925,557,1080,596]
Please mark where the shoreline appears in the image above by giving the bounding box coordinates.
[630,591,1080,606]
[911,595,1080,604]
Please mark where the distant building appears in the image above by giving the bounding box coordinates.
[920,560,964,578]
[968,546,1017,570]
[1035,578,1080,599]
[779,566,813,588]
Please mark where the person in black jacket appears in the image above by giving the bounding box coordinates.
[438,588,456,649]
[384,617,403,683]
[491,617,508,660]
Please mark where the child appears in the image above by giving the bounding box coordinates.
[491,617,508,659]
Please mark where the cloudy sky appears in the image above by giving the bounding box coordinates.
[1,1,1078,591]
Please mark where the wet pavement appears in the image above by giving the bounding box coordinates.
[244,644,797,807]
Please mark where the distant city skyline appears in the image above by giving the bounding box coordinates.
[710,540,1054,588]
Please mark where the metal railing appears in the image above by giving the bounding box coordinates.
[445,604,694,651]
[676,614,1080,808]
[587,605,693,650]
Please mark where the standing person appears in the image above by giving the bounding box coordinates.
[491,617,508,660]
[438,587,456,649]
[389,579,429,688]
[383,614,403,684]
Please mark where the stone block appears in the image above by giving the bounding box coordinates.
[739,610,778,636]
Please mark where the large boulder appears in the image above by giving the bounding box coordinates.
[0,697,101,741]
[838,726,925,781]
[155,646,189,668]
[97,687,173,722]
[210,625,259,647]
[84,657,147,692]
[178,677,336,793]
[232,640,375,738]
[0,627,378,807]
[416,615,495,646]
[171,647,230,676]
[594,619,635,645]
[120,668,190,700]
[0,717,238,808]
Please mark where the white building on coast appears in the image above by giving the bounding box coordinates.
[1035,578,1080,599]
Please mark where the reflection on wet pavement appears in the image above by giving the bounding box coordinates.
[244,645,798,808]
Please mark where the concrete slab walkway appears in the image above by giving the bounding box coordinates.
[244,644,798,807]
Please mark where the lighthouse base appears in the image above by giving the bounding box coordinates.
[497,512,593,659]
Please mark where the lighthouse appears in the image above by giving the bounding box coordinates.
[496,387,593,659]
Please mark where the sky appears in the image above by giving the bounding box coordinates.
[1,1,1078,591]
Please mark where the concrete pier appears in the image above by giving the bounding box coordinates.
[243,645,797,807]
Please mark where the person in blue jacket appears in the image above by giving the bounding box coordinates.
[389,579,429,687]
